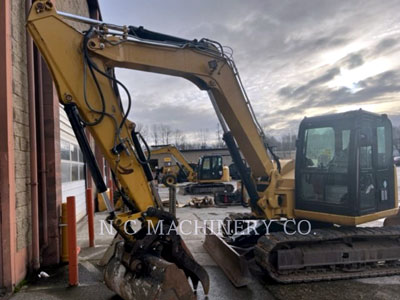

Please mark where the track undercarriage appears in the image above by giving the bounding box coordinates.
[256,226,400,283]
[184,182,234,195]
[204,213,400,286]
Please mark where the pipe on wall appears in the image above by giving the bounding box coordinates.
[26,0,40,271]
[35,50,48,250]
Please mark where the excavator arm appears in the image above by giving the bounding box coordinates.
[27,1,292,223]
[27,2,212,299]
[150,145,196,182]
[26,0,295,296]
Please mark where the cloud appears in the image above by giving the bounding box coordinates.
[281,70,400,108]
[279,68,340,99]
[98,0,400,139]
[342,53,364,69]
[263,70,400,134]
[374,38,398,54]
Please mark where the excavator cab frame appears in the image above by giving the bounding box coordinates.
[197,155,224,180]
[295,110,397,221]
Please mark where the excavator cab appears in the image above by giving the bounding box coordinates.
[295,110,396,220]
[198,155,224,180]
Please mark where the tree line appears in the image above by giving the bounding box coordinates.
[136,123,225,150]
[136,123,400,153]
[136,122,296,151]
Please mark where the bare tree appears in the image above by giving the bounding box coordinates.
[196,128,209,149]
[165,126,172,144]
[264,134,280,148]
[135,123,148,140]
[151,124,159,145]
[180,133,187,149]
[160,124,172,144]
[174,129,183,147]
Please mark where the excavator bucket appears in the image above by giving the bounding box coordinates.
[203,227,251,287]
[104,239,209,300]
[105,242,196,300]
[102,208,210,300]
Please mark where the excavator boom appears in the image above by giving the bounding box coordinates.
[27,0,286,222]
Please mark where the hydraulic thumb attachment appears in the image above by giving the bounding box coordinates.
[104,207,210,299]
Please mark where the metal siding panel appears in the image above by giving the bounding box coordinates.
[60,107,87,222]
[61,181,86,221]
[60,106,77,142]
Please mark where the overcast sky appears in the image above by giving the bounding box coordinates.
[97,0,400,142]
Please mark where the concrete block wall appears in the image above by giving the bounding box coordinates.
[11,0,31,252]
[9,0,92,263]
[56,0,90,32]
[0,0,99,291]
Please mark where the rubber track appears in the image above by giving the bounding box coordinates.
[255,226,400,283]
[185,183,234,194]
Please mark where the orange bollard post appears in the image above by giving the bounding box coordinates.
[67,196,79,286]
[108,178,114,209]
[61,203,68,262]
[86,188,95,247]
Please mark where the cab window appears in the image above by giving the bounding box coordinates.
[304,127,335,168]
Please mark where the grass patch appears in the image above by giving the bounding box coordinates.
[13,279,28,293]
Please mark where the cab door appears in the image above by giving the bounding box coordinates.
[357,124,376,213]
[375,119,395,212]
[357,119,395,214]
[198,156,223,181]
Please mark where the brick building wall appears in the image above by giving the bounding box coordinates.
[9,0,94,269]
[0,0,101,292]
[56,0,90,31]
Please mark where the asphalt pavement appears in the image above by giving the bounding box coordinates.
[8,169,400,299]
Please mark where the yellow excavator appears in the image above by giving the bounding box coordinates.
[150,145,234,194]
[27,1,400,298]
